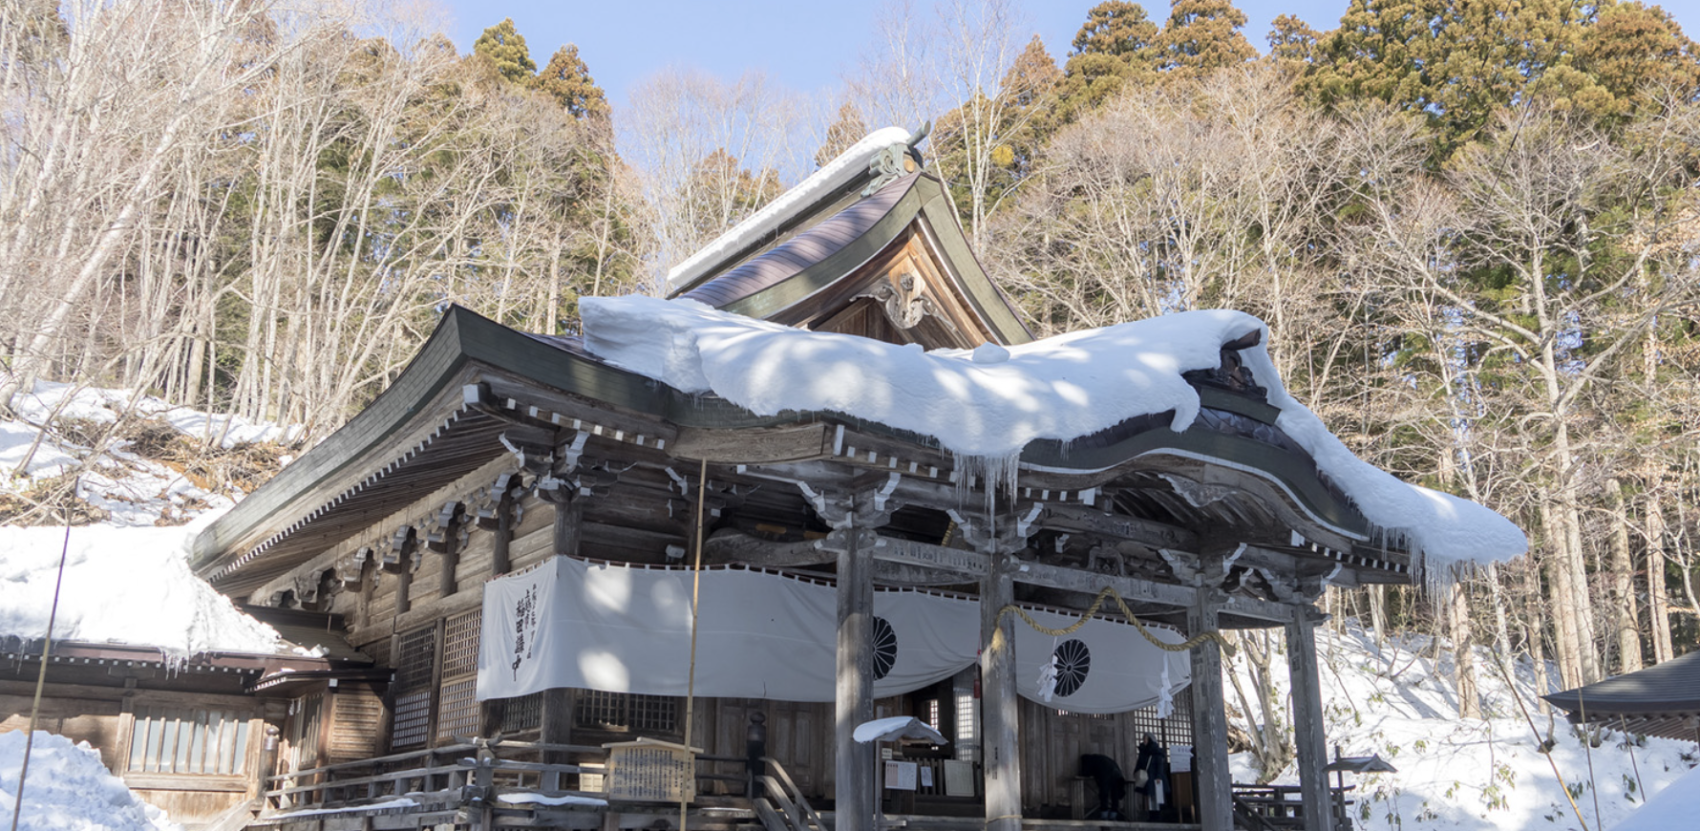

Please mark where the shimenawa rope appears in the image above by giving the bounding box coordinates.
[990,584,1238,657]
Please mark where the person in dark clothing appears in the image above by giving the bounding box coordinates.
[1078,753,1127,820]
[1133,733,1171,821]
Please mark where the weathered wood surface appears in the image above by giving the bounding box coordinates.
[671,423,831,463]
[1286,609,1333,831]
[981,554,1022,831]
[1187,595,1231,830]
[834,518,875,831]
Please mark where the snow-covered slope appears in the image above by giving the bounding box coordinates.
[0,731,182,831]
[581,296,1526,566]
[2,381,298,525]
[0,384,293,655]
[1237,624,1696,831]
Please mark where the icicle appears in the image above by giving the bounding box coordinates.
[952,451,1021,519]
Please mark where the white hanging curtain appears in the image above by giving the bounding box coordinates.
[479,556,1189,714]
[1010,607,1192,715]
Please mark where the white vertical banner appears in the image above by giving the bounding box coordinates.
[479,556,566,699]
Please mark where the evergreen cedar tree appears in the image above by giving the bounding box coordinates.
[538,45,611,120]
[473,19,611,124]
[473,18,536,84]
[1154,0,1258,77]
[1301,0,1700,154]
[1059,1,1162,116]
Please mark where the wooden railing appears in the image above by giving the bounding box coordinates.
[263,740,609,814]
[1230,783,1357,831]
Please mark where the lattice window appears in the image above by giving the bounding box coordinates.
[575,690,678,733]
[128,706,252,775]
[498,693,542,733]
[391,625,437,750]
[436,610,483,743]
[442,610,480,677]
[436,680,480,742]
[1071,696,1194,747]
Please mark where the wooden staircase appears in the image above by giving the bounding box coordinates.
[751,756,830,831]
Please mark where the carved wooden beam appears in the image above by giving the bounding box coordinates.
[1040,503,1199,552]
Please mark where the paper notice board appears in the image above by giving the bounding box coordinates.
[884,760,918,790]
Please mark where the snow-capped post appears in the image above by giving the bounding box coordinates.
[1188,588,1231,830]
[812,484,899,831]
[1286,605,1334,831]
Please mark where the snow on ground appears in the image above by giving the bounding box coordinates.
[1609,761,1700,831]
[2,381,299,526]
[581,296,1526,567]
[0,510,285,656]
[1232,622,1696,831]
[0,731,183,831]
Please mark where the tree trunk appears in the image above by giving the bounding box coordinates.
[1450,575,1480,718]
[1607,478,1643,673]
[1539,500,1583,690]
[1645,490,1673,664]
[1522,558,1550,713]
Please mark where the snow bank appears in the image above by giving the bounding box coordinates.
[0,731,182,831]
[579,296,1526,565]
[1612,762,1700,830]
[12,382,298,449]
[1235,624,1695,831]
[666,126,913,289]
[0,511,284,657]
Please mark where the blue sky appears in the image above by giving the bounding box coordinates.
[432,0,1700,112]
[433,1,1372,110]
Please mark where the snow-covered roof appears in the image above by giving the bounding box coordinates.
[580,295,1527,567]
[0,513,288,658]
[665,126,913,291]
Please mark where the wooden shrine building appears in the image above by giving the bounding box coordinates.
[187,127,1518,831]
[1546,650,1700,743]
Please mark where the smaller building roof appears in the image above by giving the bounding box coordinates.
[667,126,916,292]
[1544,651,1700,741]
[679,172,918,310]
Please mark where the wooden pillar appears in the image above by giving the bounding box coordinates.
[1286,608,1334,831]
[435,503,463,599]
[551,491,582,557]
[980,554,1021,831]
[1188,592,1231,830]
[542,490,581,758]
[835,513,875,831]
[489,474,518,576]
[540,688,576,763]
[492,502,512,575]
